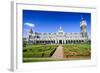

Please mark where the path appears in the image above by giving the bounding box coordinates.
[51,45,64,59]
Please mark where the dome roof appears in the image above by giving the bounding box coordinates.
[58,26,65,34]
[80,18,87,27]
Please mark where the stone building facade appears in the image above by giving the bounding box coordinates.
[24,18,90,44]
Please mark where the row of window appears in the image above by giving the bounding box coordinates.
[31,36,84,39]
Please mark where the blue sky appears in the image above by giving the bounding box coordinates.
[23,10,91,37]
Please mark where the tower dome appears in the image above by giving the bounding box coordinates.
[58,26,64,33]
[80,17,87,27]
[57,25,65,35]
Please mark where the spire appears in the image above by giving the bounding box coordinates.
[80,16,87,27]
[29,28,33,34]
[59,26,62,30]
[81,15,85,21]
[58,25,64,33]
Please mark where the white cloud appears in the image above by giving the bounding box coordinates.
[24,22,35,27]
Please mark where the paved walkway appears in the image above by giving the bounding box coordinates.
[51,45,64,59]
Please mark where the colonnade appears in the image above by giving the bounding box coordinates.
[32,39,85,44]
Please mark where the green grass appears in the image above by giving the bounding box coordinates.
[23,44,58,58]
[23,58,62,62]
[63,44,91,57]
[23,57,90,62]
[23,44,91,62]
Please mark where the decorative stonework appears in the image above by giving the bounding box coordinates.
[23,18,90,44]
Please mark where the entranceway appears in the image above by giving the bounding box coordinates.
[59,40,62,44]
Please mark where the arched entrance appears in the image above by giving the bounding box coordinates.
[59,40,62,44]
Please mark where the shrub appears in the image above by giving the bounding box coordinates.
[63,44,91,57]
[23,44,58,58]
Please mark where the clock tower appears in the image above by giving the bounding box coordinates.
[80,17,88,38]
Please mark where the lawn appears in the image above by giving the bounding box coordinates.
[23,57,90,62]
[23,44,58,58]
[23,44,91,62]
[63,44,91,58]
